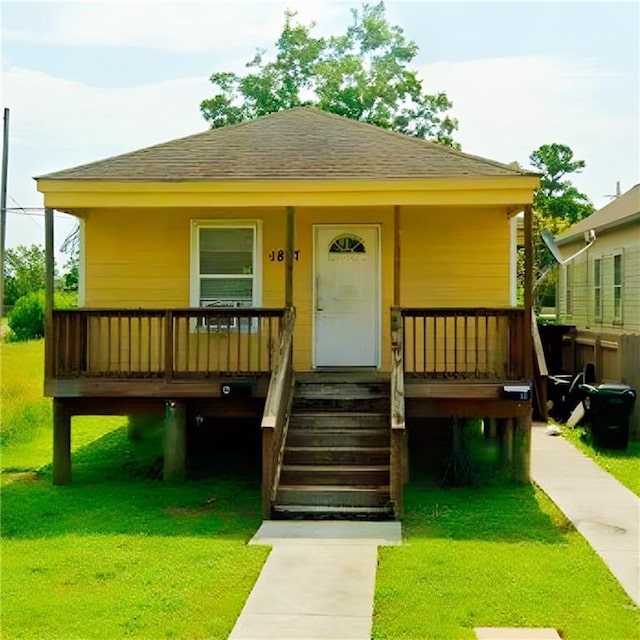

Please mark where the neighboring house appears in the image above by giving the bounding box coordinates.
[557,184,640,437]
[36,107,539,518]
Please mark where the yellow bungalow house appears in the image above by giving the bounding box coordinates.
[37,108,539,518]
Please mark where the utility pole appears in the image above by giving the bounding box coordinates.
[0,108,9,318]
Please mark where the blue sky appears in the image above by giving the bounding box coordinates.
[2,1,638,251]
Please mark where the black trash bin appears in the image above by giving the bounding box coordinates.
[579,383,636,449]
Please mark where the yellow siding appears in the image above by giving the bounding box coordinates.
[400,206,511,307]
[83,204,514,372]
[84,208,286,308]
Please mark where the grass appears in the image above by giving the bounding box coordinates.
[373,477,639,640]
[1,338,269,639]
[3,339,639,639]
[1,339,126,471]
[562,426,640,496]
[1,438,269,639]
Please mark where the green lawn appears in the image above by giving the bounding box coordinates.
[562,427,640,496]
[3,339,639,639]
[373,477,639,640]
[1,339,269,640]
[1,339,128,471]
[1,441,269,640]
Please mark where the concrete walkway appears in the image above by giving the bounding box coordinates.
[531,425,640,605]
[228,521,401,640]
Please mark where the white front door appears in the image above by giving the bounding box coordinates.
[314,226,380,367]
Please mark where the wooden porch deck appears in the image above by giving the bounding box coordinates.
[46,306,532,517]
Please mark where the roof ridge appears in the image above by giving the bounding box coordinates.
[291,107,533,176]
[35,106,540,182]
[34,109,320,179]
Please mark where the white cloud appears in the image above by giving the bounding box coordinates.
[4,65,211,166]
[3,52,638,250]
[3,1,350,53]
[3,65,213,251]
[422,55,639,206]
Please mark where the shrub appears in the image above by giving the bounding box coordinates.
[6,290,77,342]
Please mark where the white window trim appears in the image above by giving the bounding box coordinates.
[613,250,623,324]
[190,220,263,309]
[593,256,603,321]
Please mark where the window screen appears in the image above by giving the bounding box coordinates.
[198,227,255,308]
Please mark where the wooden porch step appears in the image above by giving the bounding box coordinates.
[275,485,391,508]
[272,504,394,519]
[295,382,388,398]
[271,379,393,520]
[286,428,390,448]
[284,446,390,465]
[280,464,390,486]
[288,412,388,429]
[293,382,389,413]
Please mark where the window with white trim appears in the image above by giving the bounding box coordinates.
[613,253,623,323]
[594,258,602,320]
[191,222,260,328]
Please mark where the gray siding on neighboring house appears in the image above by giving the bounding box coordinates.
[558,227,640,332]
[557,185,640,438]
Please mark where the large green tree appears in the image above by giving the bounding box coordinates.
[527,143,594,311]
[529,143,594,224]
[3,245,47,309]
[200,3,458,146]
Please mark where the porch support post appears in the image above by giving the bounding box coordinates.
[513,415,531,483]
[393,205,401,306]
[523,204,534,379]
[285,206,295,308]
[499,418,514,472]
[45,207,55,381]
[163,401,186,483]
[52,399,71,485]
[485,417,497,440]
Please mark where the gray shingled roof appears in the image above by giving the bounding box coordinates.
[557,184,640,245]
[37,107,534,182]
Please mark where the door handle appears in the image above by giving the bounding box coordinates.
[316,276,323,311]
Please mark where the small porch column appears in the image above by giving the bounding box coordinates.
[513,415,532,483]
[499,418,514,472]
[285,206,295,308]
[484,417,498,440]
[52,399,71,485]
[163,401,186,482]
[45,207,55,382]
[393,205,401,306]
[523,204,534,380]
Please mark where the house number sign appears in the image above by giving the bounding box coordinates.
[268,249,300,262]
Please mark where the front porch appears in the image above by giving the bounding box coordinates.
[46,305,533,518]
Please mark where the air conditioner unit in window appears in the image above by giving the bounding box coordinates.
[199,299,244,330]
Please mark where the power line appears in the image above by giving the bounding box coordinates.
[4,198,71,218]
[5,208,71,217]
[8,194,43,229]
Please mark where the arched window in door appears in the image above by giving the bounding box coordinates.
[329,234,366,254]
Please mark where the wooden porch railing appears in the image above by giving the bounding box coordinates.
[400,308,526,380]
[390,308,406,518]
[49,308,286,380]
[261,307,296,519]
